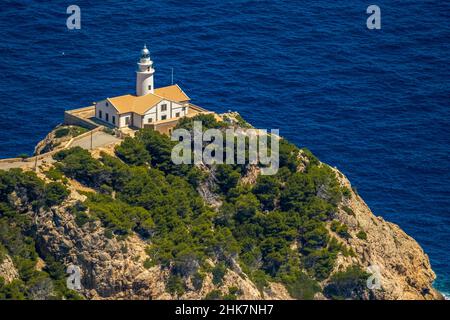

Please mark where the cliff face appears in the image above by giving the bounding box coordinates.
[34,125,88,155]
[26,166,441,300]
[0,255,19,284]
[32,191,285,299]
[1,118,442,300]
[329,168,442,300]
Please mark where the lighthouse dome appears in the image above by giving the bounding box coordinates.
[141,45,150,59]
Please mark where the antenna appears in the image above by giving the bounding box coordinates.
[171,67,174,85]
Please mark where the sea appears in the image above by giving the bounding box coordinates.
[0,0,448,297]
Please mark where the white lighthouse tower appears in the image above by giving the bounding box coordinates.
[136,45,155,96]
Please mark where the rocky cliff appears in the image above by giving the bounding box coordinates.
[31,190,287,300]
[24,158,441,300]
[330,167,441,299]
[0,117,442,300]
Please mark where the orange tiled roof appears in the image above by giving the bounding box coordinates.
[154,84,190,102]
[107,84,190,115]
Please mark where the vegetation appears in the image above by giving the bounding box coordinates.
[323,266,370,300]
[330,220,351,239]
[204,289,222,300]
[356,230,367,240]
[0,113,365,300]
[341,187,352,198]
[211,263,227,285]
[0,169,79,299]
[342,205,355,216]
[54,128,70,138]
[175,114,227,131]
[54,126,88,139]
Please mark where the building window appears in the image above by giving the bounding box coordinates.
[105,102,108,107]
[99,110,102,119]
[112,116,115,125]
[148,118,153,123]
[125,116,130,125]
[148,85,152,90]
[182,107,186,112]
[161,104,167,112]
[176,112,180,117]
[105,113,109,122]
[161,115,167,120]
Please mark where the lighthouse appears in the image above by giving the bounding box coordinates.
[136,45,155,96]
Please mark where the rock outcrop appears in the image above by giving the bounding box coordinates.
[32,192,273,300]
[0,255,19,284]
[6,122,440,300]
[34,125,87,155]
[27,163,442,300]
[329,167,443,300]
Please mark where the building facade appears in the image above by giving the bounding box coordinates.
[94,46,193,130]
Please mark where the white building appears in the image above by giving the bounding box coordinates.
[95,45,191,129]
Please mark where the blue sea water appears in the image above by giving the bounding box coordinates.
[0,1,448,295]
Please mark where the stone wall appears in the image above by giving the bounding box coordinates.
[64,106,99,130]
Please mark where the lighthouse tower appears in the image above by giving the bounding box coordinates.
[136,45,155,96]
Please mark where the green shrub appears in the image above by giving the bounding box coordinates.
[330,221,351,239]
[143,258,154,269]
[342,206,355,216]
[250,270,269,291]
[280,165,341,212]
[44,167,64,182]
[212,263,227,285]
[280,271,320,300]
[176,114,227,131]
[303,248,335,280]
[54,128,70,138]
[104,229,113,239]
[69,126,88,137]
[215,165,240,194]
[44,182,69,207]
[53,147,110,188]
[166,274,185,296]
[204,289,222,300]
[234,193,260,223]
[323,266,370,300]
[70,202,93,227]
[86,194,153,237]
[228,286,241,296]
[0,279,27,300]
[253,175,280,211]
[278,139,300,172]
[342,187,352,198]
[115,137,151,166]
[192,272,205,291]
[0,169,45,206]
[99,184,113,195]
[356,230,367,240]
[0,170,83,300]
[0,244,6,263]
